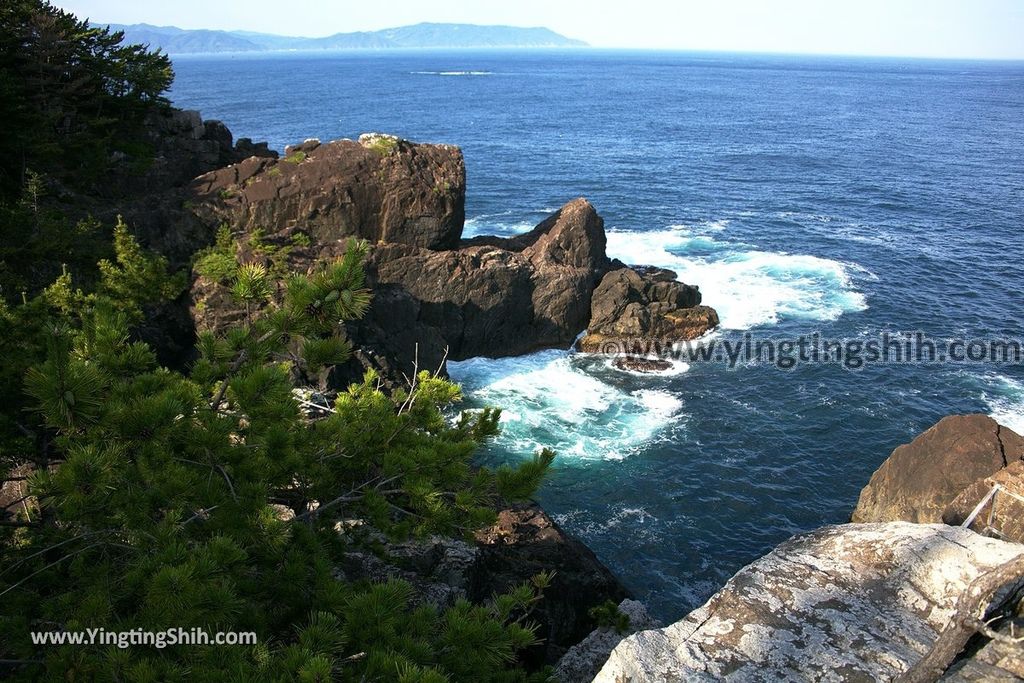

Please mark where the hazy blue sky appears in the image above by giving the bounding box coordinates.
[56,0,1024,59]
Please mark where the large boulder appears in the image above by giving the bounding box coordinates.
[190,133,465,251]
[471,503,631,666]
[852,415,1024,524]
[595,523,1024,682]
[577,265,718,354]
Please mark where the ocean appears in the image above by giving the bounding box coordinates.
[169,49,1024,621]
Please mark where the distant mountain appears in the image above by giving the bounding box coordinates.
[97,22,588,54]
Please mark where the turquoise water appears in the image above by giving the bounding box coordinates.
[170,50,1024,620]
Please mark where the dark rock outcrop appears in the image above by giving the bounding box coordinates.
[190,133,465,251]
[176,133,715,389]
[334,504,630,668]
[471,504,631,666]
[852,415,1024,524]
[577,266,718,354]
[369,197,609,358]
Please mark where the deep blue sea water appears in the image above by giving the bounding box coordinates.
[169,50,1024,621]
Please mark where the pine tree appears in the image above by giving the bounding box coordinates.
[1,227,555,681]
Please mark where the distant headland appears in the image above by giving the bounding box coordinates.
[93,21,589,54]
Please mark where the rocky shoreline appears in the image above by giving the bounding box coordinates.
[67,108,1024,681]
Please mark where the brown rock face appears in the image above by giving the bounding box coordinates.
[851,415,1024,524]
[471,504,630,666]
[190,133,465,251]
[943,460,1024,543]
[372,197,609,357]
[577,266,718,354]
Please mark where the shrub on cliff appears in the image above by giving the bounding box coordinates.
[0,228,554,681]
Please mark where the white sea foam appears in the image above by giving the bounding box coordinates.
[982,374,1024,435]
[605,226,868,330]
[411,70,493,76]
[463,214,535,238]
[448,350,683,462]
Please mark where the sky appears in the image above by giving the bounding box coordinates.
[55,0,1024,60]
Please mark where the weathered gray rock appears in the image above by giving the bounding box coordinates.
[554,599,659,683]
[595,523,1024,683]
[852,415,1024,524]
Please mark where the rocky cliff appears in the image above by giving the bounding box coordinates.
[174,133,718,388]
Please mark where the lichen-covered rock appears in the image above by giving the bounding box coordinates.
[595,523,1024,683]
[577,265,718,354]
[554,599,659,683]
[190,135,465,251]
[852,415,1024,524]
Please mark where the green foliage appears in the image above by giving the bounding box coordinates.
[1,235,556,681]
[588,600,630,634]
[365,136,399,156]
[0,0,174,200]
[193,224,239,283]
[0,0,176,302]
[283,151,307,164]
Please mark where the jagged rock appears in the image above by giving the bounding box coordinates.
[116,108,276,199]
[190,135,465,251]
[943,460,1024,543]
[471,503,631,666]
[364,198,609,360]
[595,523,1024,682]
[554,599,659,683]
[852,415,1024,524]
[577,266,718,354]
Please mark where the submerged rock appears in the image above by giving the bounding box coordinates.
[595,522,1024,682]
[612,357,675,373]
[852,414,1024,524]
